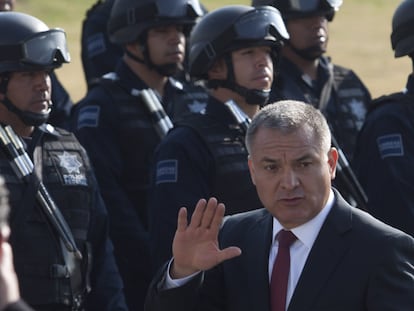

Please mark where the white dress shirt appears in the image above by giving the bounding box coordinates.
[165,189,335,302]
[269,190,334,309]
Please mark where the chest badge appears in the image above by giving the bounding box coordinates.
[58,151,82,174]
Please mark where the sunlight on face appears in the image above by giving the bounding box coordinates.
[232,46,273,91]
[248,126,337,228]
[6,71,52,115]
[147,25,186,66]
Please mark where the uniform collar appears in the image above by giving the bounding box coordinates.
[404,74,414,95]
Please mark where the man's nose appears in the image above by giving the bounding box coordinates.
[280,168,300,190]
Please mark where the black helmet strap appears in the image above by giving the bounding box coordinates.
[125,33,182,77]
[286,40,325,61]
[207,53,270,106]
[0,74,50,126]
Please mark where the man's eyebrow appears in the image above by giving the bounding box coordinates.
[260,156,278,163]
[296,154,313,162]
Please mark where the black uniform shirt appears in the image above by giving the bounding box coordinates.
[148,96,262,271]
[353,74,414,237]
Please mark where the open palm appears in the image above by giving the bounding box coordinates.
[171,198,242,279]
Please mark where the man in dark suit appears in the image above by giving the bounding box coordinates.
[145,99,414,311]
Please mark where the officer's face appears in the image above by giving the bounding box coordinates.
[285,14,329,59]
[147,24,186,66]
[248,125,337,229]
[3,71,52,116]
[231,46,274,91]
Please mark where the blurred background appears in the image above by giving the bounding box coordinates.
[14,0,409,102]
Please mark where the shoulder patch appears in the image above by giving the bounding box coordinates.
[376,134,404,159]
[77,105,101,129]
[155,159,178,185]
[86,33,106,58]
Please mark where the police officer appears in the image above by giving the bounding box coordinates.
[251,0,371,210]
[252,0,371,162]
[353,0,414,237]
[81,0,123,90]
[71,0,207,309]
[0,0,74,130]
[0,12,127,311]
[148,4,289,271]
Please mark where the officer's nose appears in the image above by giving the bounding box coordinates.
[34,71,51,91]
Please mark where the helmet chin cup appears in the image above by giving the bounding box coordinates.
[19,110,50,127]
[1,96,50,127]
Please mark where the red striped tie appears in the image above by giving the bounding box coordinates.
[270,230,297,311]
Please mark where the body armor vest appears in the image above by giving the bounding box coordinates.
[3,126,93,310]
[273,57,371,161]
[98,77,162,224]
[98,75,208,223]
[178,114,262,215]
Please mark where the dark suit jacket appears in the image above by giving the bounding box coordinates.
[145,190,414,311]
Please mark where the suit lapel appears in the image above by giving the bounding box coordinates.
[288,191,354,311]
[245,211,273,311]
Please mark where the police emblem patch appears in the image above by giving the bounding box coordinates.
[55,151,88,186]
[58,151,82,174]
[155,159,178,184]
[77,105,100,129]
[376,134,404,159]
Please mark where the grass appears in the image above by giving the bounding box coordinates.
[15,0,409,102]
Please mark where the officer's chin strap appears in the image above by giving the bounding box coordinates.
[207,79,270,107]
[125,41,182,77]
[207,54,270,107]
[0,75,51,126]
[286,41,324,61]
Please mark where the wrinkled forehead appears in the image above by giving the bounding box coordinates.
[251,125,319,153]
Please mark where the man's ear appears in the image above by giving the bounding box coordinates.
[327,147,339,179]
[124,42,144,59]
[208,58,227,80]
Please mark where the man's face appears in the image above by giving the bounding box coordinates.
[146,24,186,67]
[2,71,52,116]
[248,125,337,229]
[0,0,14,12]
[232,46,274,91]
[286,14,329,59]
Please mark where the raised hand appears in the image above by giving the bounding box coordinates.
[171,198,242,279]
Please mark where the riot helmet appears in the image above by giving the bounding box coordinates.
[251,0,342,21]
[108,0,204,76]
[391,0,414,58]
[189,5,288,106]
[0,12,70,126]
[108,0,204,44]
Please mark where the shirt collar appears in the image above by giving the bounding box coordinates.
[272,189,335,249]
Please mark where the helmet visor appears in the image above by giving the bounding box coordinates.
[23,29,70,66]
[288,0,342,11]
[233,7,289,42]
